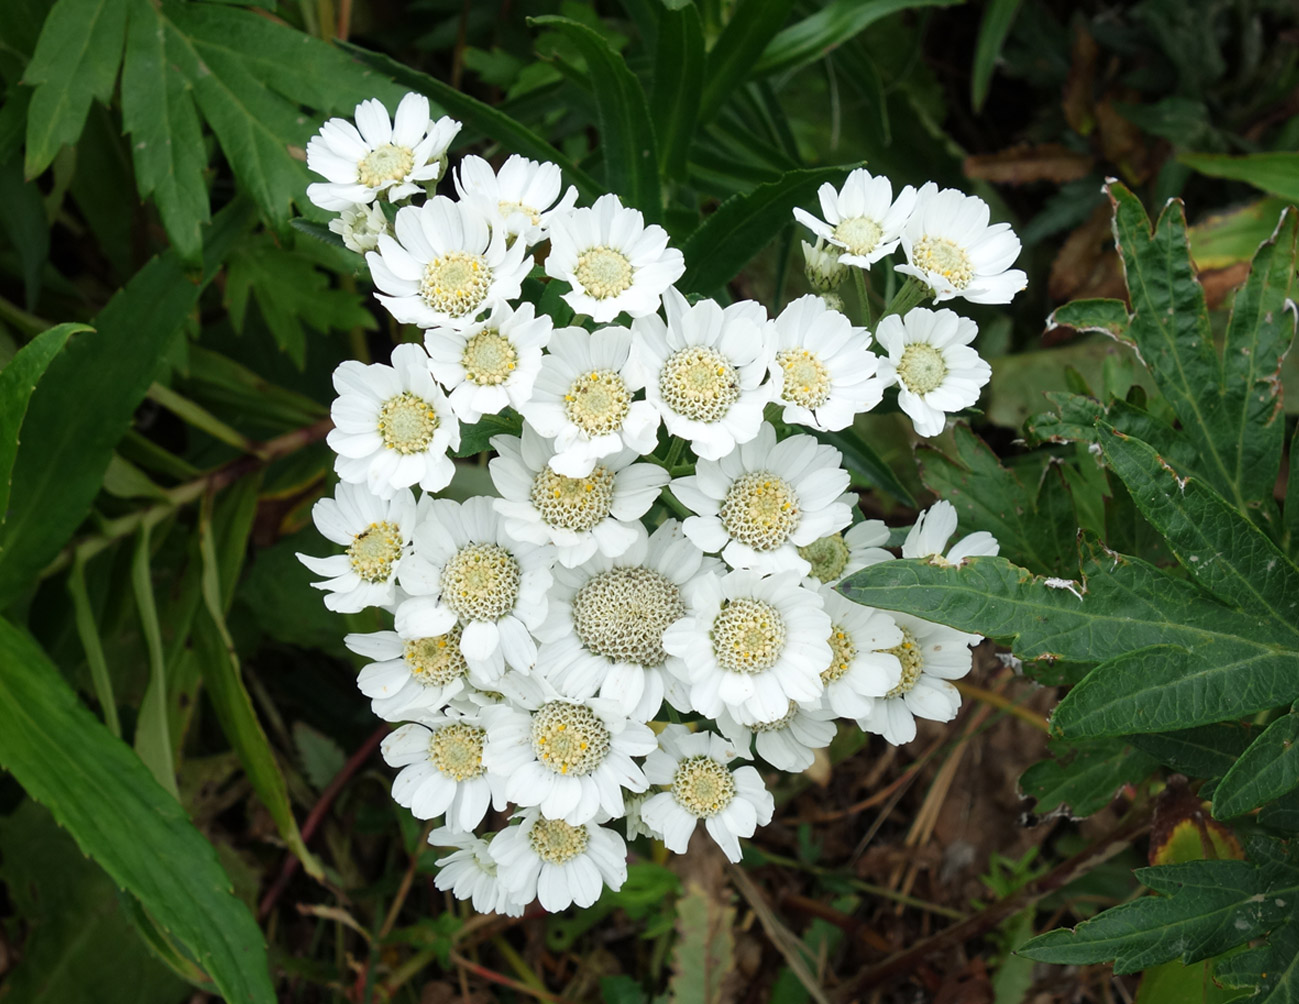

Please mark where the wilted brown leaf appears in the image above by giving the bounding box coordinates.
[964,144,1093,186]
[1048,201,1127,304]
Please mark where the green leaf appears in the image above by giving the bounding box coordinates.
[1215,920,1299,1004]
[131,526,177,798]
[1021,739,1157,818]
[669,881,736,1004]
[679,166,849,294]
[22,0,128,178]
[0,157,51,308]
[0,617,274,1003]
[531,16,659,219]
[1288,422,1299,561]
[650,1,704,182]
[1046,298,1131,340]
[1179,152,1299,203]
[1214,712,1299,820]
[290,216,349,251]
[699,0,795,124]
[1128,724,1252,780]
[971,0,1021,111]
[812,424,916,508]
[1190,198,1292,270]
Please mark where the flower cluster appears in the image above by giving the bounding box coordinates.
[300,95,1019,915]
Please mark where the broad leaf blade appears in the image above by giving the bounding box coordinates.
[650,2,704,182]
[1021,738,1157,818]
[699,0,795,123]
[1179,152,1299,203]
[1214,712,1299,820]
[1129,724,1252,780]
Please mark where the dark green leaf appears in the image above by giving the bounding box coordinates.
[812,424,916,508]
[1046,298,1130,339]
[1179,152,1299,203]
[1214,712,1299,820]
[971,0,1023,111]
[650,1,704,182]
[0,157,51,307]
[290,216,350,251]
[457,410,523,457]
[1021,738,1157,818]
[699,0,795,123]
[1214,919,1299,1004]
[1128,724,1252,780]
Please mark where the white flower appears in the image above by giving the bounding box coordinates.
[793,168,917,269]
[455,154,579,246]
[326,343,460,498]
[715,701,837,772]
[307,93,460,210]
[814,587,904,719]
[767,295,886,431]
[875,307,992,438]
[367,196,530,331]
[662,569,831,725]
[297,483,417,613]
[429,826,525,916]
[345,628,469,721]
[533,521,722,721]
[896,183,1027,304]
[394,497,554,682]
[855,612,981,745]
[519,324,660,477]
[381,715,507,832]
[489,424,668,568]
[545,193,685,322]
[902,499,999,565]
[798,517,894,585]
[481,676,656,825]
[490,808,629,912]
[801,239,847,293]
[329,202,388,253]
[424,301,552,423]
[672,422,852,575]
[627,288,772,461]
[639,725,773,863]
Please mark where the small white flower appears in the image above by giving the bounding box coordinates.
[715,701,837,773]
[801,239,847,293]
[329,202,388,253]
[394,497,555,682]
[896,183,1027,304]
[455,154,579,246]
[814,587,904,719]
[297,483,417,613]
[793,168,917,269]
[545,193,685,322]
[489,424,668,568]
[345,628,469,721]
[481,676,656,825]
[876,307,992,438]
[798,517,894,585]
[381,715,507,832]
[672,422,852,575]
[855,612,981,745]
[902,499,999,566]
[307,93,460,210]
[519,324,660,477]
[662,569,831,725]
[490,808,629,912]
[367,196,530,331]
[639,725,773,863]
[627,288,772,461]
[424,301,552,424]
[533,521,722,721]
[767,295,886,431]
[327,343,460,498]
[429,826,526,916]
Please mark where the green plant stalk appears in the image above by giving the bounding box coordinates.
[66,555,121,738]
[852,267,873,328]
[877,276,930,322]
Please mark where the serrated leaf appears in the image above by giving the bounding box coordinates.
[650,1,704,182]
[1129,724,1252,780]
[1021,738,1157,818]
[699,0,794,123]
[1214,712,1299,820]
[1215,920,1299,1004]
[669,880,736,1004]
[1046,297,1130,340]
[1180,152,1299,203]
[456,410,523,457]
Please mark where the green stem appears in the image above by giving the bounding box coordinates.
[877,276,930,322]
[851,268,873,329]
[659,486,690,519]
[662,435,685,470]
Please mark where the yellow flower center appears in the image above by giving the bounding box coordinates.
[357,143,414,189]
[498,200,542,226]
[911,236,973,289]
[530,701,610,776]
[659,346,740,423]
[403,626,468,687]
[570,567,685,667]
[573,246,633,300]
[528,465,616,532]
[440,543,520,621]
[428,722,487,781]
[896,343,948,396]
[751,700,799,733]
[719,472,802,551]
[799,533,850,583]
[884,628,924,697]
[776,348,832,409]
[564,369,632,436]
[378,391,439,454]
[832,216,883,257]
[712,598,787,674]
[821,624,857,684]
[461,329,517,386]
[529,817,589,864]
[420,251,491,318]
[347,521,404,583]
[672,755,735,818]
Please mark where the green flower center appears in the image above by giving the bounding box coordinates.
[347,521,404,583]
[832,216,883,257]
[378,391,439,454]
[529,817,589,864]
[896,343,948,396]
[420,251,491,318]
[428,722,487,781]
[720,472,802,551]
[573,246,633,300]
[672,755,735,818]
[799,533,850,583]
[403,626,468,687]
[461,329,517,386]
[911,236,973,289]
[440,543,520,621]
[777,348,832,409]
[358,143,414,189]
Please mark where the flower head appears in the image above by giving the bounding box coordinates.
[793,168,917,269]
[455,154,579,246]
[490,808,629,912]
[814,587,904,719]
[381,714,507,832]
[902,499,999,566]
[876,307,991,438]
[329,202,388,253]
[715,701,836,772]
[429,826,526,916]
[346,628,470,721]
[798,518,893,586]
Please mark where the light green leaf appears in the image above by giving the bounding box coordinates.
[650,1,704,182]
[0,616,274,1003]
[131,525,177,798]
[1180,152,1299,203]
[699,0,795,124]
[1214,712,1299,820]
[669,881,736,1004]
[971,0,1022,111]
[1190,198,1292,269]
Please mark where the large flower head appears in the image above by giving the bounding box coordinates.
[490,808,628,912]
[902,499,999,566]
[814,587,904,719]
[327,343,459,498]
[544,193,685,322]
[381,713,507,832]
[896,183,1027,304]
[672,422,852,575]
[367,195,530,331]
[297,483,418,613]
[715,701,837,773]
[455,154,579,246]
[424,301,553,424]
[429,826,526,916]
[798,517,894,586]
[875,307,992,438]
[345,627,470,722]
[627,288,772,461]
[663,569,831,725]
[533,520,722,721]
[793,168,917,269]
[519,324,660,476]
[639,725,773,863]
[307,93,460,210]
[489,425,668,568]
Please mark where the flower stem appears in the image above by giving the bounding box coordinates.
[851,268,873,329]
[662,435,685,469]
[878,276,930,322]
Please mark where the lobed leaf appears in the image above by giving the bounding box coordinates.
[1214,712,1299,820]
[1020,738,1157,818]
[1046,297,1131,341]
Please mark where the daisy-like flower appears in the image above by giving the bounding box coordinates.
[327,343,460,498]
[896,183,1027,304]
[672,422,852,575]
[715,702,837,773]
[429,827,525,916]
[902,499,999,565]
[814,587,904,719]
[545,193,685,323]
[455,154,579,246]
[627,288,772,461]
[798,517,894,585]
[297,483,417,613]
[329,202,388,254]
[489,425,668,568]
[801,239,847,293]
[394,497,554,681]
[533,521,722,721]
[481,677,656,825]
[767,295,886,431]
[490,808,628,912]
[306,93,460,210]
[663,569,831,725]
[875,307,992,438]
[424,301,553,424]
[855,611,981,745]
[381,715,507,832]
[345,628,469,721]
[367,195,530,331]
[793,168,917,269]
[639,725,773,863]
